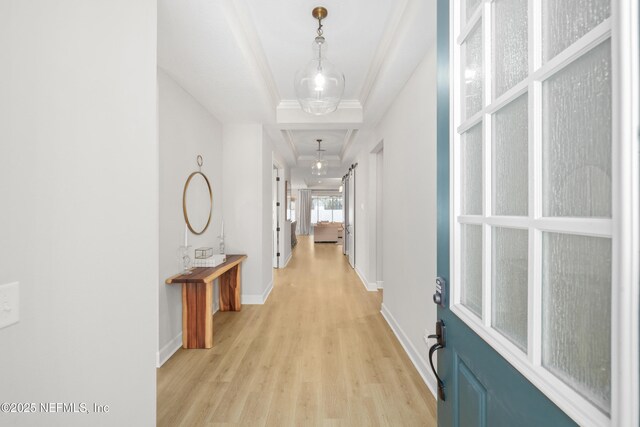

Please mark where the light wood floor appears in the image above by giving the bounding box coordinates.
[157,236,437,426]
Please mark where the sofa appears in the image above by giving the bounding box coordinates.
[313,222,343,243]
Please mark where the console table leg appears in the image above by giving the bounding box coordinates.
[204,281,213,348]
[181,282,214,349]
[219,265,242,312]
[182,284,188,348]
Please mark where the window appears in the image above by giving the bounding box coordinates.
[311,195,343,223]
[288,198,296,223]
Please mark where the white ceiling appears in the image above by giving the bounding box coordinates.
[158,0,436,189]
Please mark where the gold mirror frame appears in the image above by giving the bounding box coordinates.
[183,156,213,235]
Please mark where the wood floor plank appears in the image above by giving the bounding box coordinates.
[158,236,436,426]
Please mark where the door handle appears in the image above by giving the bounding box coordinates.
[427,320,446,401]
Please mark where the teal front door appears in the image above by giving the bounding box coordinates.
[434,1,639,426]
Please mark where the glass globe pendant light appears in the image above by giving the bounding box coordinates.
[294,7,345,115]
[311,139,328,176]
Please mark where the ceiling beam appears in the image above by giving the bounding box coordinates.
[276,100,363,129]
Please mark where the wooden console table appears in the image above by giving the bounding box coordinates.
[165,254,247,349]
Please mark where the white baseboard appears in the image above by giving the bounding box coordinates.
[157,332,182,368]
[157,306,220,368]
[282,251,292,268]
[355,266,378,292]
[380,303,437,398]
[377,280,384,289]
[262,280,274,303]
[242,280,273,305]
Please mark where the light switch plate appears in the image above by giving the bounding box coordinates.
[0,282,19,329]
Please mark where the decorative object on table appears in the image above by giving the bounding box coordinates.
[193,254,227,268]
[183,155,213,235]
[294,6,345,115]
[195,247,214,259]
[193,247,225,268]
[311,139,327,176]
[218,219,225,254]
[177,245,192,274]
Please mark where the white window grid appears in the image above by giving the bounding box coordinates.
[449,1,638,426]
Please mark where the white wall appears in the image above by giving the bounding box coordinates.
[157,70,223,365]
[352,49,438,395]
[222,124,275,303]
[353,156,376,290]
[0,1,158,425]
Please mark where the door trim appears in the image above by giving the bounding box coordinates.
[610,0,640,424]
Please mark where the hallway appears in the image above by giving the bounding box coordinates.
[157,236,436,426]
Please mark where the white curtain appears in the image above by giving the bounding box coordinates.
[298,189,312,235]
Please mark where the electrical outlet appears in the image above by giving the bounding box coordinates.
[0,282,19,329]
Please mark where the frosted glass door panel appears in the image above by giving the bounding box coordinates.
[492,227,528,351]
[542,40,612,218]
[493,0,528,98]
[542,0,610,62]
[463,23,483,119]
[462,124,483,215]
[542,232,611,414]
[465,0,481,23]
[461,225,483,317]
[493,94,528,216]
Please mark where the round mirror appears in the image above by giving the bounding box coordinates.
[183,171,212,235]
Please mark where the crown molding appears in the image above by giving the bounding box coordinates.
[339,129,359,160]
[276,100,363,128]
[281,129,299,164]
[297,154,341,162]
[358,0,411,111]
[221,0,281,109]
[278,100,363,110]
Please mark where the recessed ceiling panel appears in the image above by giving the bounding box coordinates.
[158,0,436,171]
[245,0,396,100]
[290,129,348,156]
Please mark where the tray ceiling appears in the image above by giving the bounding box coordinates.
[158,0,435,188]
